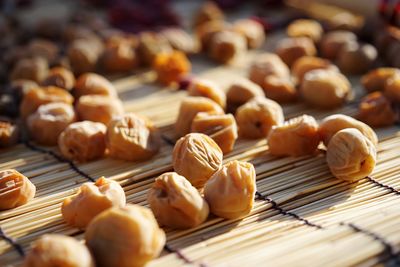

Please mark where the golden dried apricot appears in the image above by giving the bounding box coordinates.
[75,95,124,125]
[10,57,48,83]
[137,32,172,66]
[235,97,284,139]
[153,51,191,85]
[42,67,75,91]
[0,169,35,210]
[85,204,165,267]
[175,96,224,137]
[187,78,226,108]
[67,39,102,75]
[320,30,357,60]
[195,20,228,52]
[62,177,126,229]
[319,114,378,147]
[193,1,224,28]
[287,19,323,43]
[268,115,320,156]
[276,37,317,67]
[208,30,246,64]
[58,121,107,162]
[248,53,290,86]
[28,39,59,64]
[327,128,376,181]
[291,56,338,84]
[160,28,199,54]
[28,102,76,146]
[0,120,19,148]
[385,73,400,103]
[100,39,139,73]
[74,73,117,98]
[361,68,400,93]
[300,69,351,109]
[357,92,396,127]
[262,75,297,103]
[233,19,265,49]
[337,42,377,74]
[106,113,160,161]
[191,112,238,154]
[226,78,264,113]
[173,133,223,188]
[23,234,94,267]
[204,160,256,219]
[147,172,209,229]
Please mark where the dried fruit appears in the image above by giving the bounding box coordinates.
[137,32,172,66]
[226,78,264,113]
[85,204,165,267]
[76,95,124,125]
[147,172,209,229]
[357,92,396,127]
[67,39,103,75]
[191,112,238,154]
[276,37,317,67]
[262,75,297,103]
[42,67,76,91]
[153,51,191,85]
[160,28,199,54]
[173,133,223,188]
[208,30,246,64]
[204,160,256,219]
[10,57,48,83]
[248,53,290,86]
[384,73,400,103]
[195,20,228,52]
[175,96,224,137]
[235,97,284,139]
[187,78,226,108]
[106,113,160,161]
[0,120,19,148]
[58,121,107,162]
[337,42,377,74]
[20,86,74,119]
[320,30,357,60]
[300,69,351,109]
[27,39,59,64]
[74,73,117,98]
[62,177,126,229]
[100,39,139,73]
[361,68,400,93]
[327,128,376,181]
[10,79,39,102]
[287,19,323,43]
[291,56,338,84]
[319,114,378,147]
[27,102,76,146]
[0,169,35,210]
[23,234,94,267]
[267,115,320,157]
[193,1,224,28]
[233,19,265,49]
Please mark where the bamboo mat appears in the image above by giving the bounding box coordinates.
[1,5,400,267]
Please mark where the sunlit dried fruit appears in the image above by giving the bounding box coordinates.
[85,204,165,267]
[300,69,351,109]
[100,39,139,73]
[320,30,357,60]
[28,39,59,64]
[233,19,265,49]
[287,19,323,43]
[235,97,284,139]
[76,95,124,125]
[327,128,376,181]
[226,78,264,113]
[262,75,297,103]
[62,177,126,229]
[23,234,94,267]
[10,79,38,102]
[0,169,35,210]
[42,67,75,91]
[385,73,400,103]
[291,56,338,84]
[187,78,226,108]
[74,73,117,98]
[208,30,246,64]
[357,92,396,127]
[337,42,377,74]
[175,96,224,137]
[173,133,223,188]
[193,1,224,28]
[58,121,107,162]
[248,53,290,86]
[160,28,199,54]
[67,39,103,75]
[319,114,378,147]
[28,102,76,146]
[147,172,209,229]
[10,57,48,83]
[137,32,172,66]
[153,51,191,85]
[20,86,74,119]
[361,68,400,93]
[191,112,238,154]
[276,37,317,67]
[0,120,19,148]
[204,160,256,219]
[106,113,160,161]
[268,115,320,156]
[195,20,228,52]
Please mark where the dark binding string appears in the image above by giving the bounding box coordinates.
[366,176,400,196]
[341,222,400,263]
[255,191,323,229]
[0,227,24,257]
[164,244,208,267]
[161,134,176,146]
[24,141,96,182]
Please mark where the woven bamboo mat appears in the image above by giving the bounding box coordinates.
[1,3,400,267]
